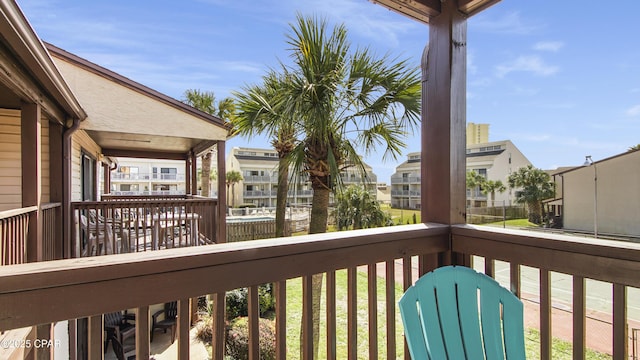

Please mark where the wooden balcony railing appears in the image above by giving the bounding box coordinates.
[0,224,638,359]
[41,202,62,261]
[0,206,34,265]
[71,197,218,256]
[452,224,640,359]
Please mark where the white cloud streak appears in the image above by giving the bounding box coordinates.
[626,105,640,117]
[495,55,559,78]
[533,41,564,52]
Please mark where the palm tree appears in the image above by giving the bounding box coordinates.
[234,72,296,237]
[482,179,507,206]
[278,14,421,355]
[466,170,486,204]
[183,89,236,197]
[225,170,243,208]
[334,185,392,230]
[507,165,554,224]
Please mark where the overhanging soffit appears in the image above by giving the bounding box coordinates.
[370,0,500,24]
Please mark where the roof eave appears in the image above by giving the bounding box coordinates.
[0,0,86,121]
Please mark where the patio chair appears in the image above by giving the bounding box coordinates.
[78,214,114,256]
[110,336,136,360]
[150,301,177,343]
[104,311,136,353]
[399,265,525,360]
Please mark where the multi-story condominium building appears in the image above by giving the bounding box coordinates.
[110,158,187,195]
[467,122,489,145]
[390,152,422,209]
[390,140,532,209]
[227,147,378,207]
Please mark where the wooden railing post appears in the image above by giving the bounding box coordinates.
[135,306,150,359]
[87,315,103,360]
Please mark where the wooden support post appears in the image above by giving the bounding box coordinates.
[49,122,64,260]
[185,154,192,195]
[613,283,627,360]
[216,141,227,243]
[135,306,150,360]
[21,103,42,263]
[573,275,585,360]
[421,0,467,226]
[178,299,190,360]
[191,152,198,196]
[211,292,225,360]
[87,315,103,360]
[102,163,110,196]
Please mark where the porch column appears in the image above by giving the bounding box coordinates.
[185,153,192,194]
[421,0,467,225]
[49,122,64,260]
[191,153,198,195]
[216,140,226,243]
[102,163,111,195]
[21,102,42,263]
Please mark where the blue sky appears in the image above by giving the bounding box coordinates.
[18,0,640,183]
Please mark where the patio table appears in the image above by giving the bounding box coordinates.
[151,213,199,249]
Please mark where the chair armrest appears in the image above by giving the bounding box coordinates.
[151,310,164,325]
[123,313,136,322]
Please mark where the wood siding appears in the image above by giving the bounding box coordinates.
[0,109,21,211]
[71,130,101,202]
[0,109,52,210]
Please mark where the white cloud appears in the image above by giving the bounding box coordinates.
[471,11,542,35]
[533,41,564,52]
[626,105,640,117]
[495,55,559,78]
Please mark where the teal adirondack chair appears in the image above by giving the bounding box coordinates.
[399,265,526,360]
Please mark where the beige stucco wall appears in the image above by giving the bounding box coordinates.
[52,57,228,142]
[563,151,640,236]
[0,109,51,211]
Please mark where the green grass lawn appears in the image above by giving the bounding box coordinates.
[525,328,611,360]
[480,218,538,228]
[383,206,421,225]
[283,269,405,359]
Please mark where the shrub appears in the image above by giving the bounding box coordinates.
[225,317,276,360]
[226,284,275,320]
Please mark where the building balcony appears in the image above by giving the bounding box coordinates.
[243,190,277,198]
[242,175,278,183]
[341,174,378,183]
[111,173,186,181]
[390,175,421,184]
[288,190,313,197]
[0,224,637,359]
[391,190,420,197]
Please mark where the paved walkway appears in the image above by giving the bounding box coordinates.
[104,326,208,360]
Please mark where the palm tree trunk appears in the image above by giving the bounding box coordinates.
[275,160,289,237]
[201,152,211,197]
[300,178,330,358]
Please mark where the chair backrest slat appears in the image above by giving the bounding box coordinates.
[399,266,526,360]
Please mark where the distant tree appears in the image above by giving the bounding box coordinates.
[507,165,554,224]
[275,15,420,357]
[183,89,236,197]
[226,170,243,207]
[334,185,391,230]
[466,170,486,201]
[482,179,507,206]
[629,144,640,151]
[234,72,297,237]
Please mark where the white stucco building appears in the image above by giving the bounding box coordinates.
[560,150,640,237]
[390,140,532,209]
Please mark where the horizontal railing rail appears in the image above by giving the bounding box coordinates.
[452,225,640,359]
[0,224,449,359]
